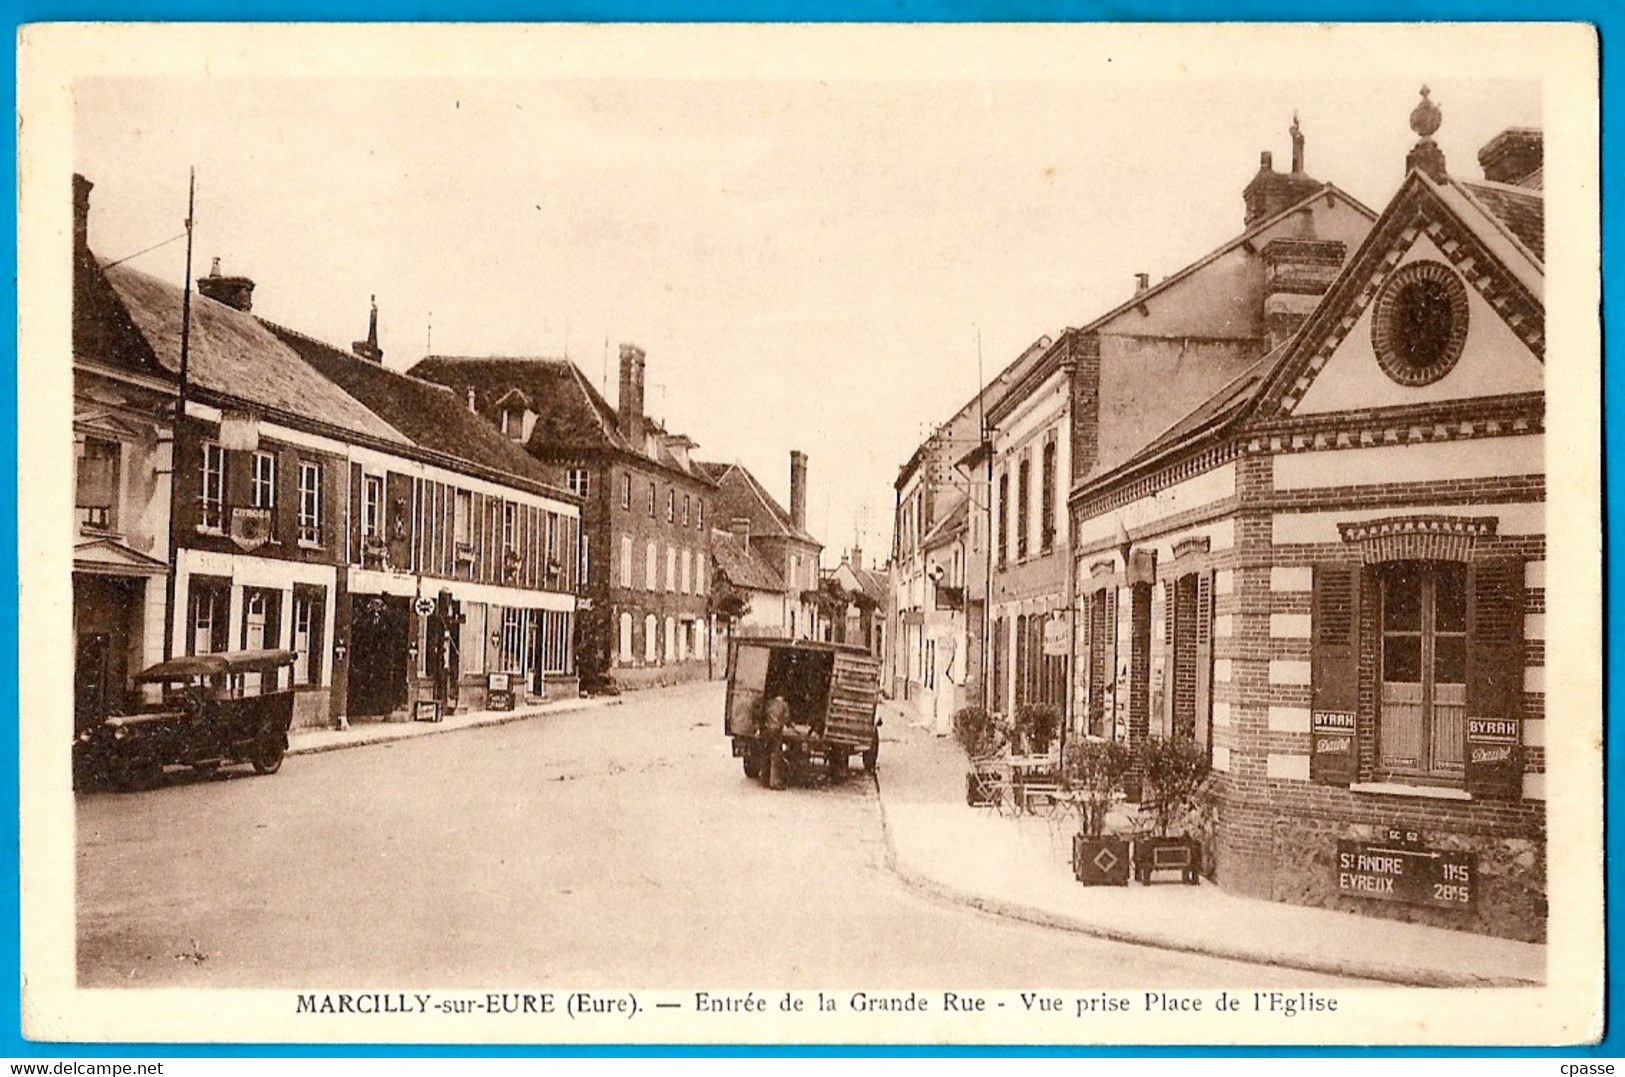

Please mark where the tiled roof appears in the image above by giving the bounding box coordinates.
[921,491,970,549]
[408,355,713,485]
[696,460,818,545]
[847,566,889,605]
[710,529,785,593]
[103,264,407,445]
[409,355,630,454]
[265,325,563,491]
[1458,180,1544,263]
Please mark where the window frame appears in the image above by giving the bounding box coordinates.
[199,441,226,532]
[297,460,323,546]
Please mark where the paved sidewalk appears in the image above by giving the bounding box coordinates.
[873,701,1546,988]
[287,692,622,756]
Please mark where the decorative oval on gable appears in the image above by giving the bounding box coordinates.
[1371,260,1471,387]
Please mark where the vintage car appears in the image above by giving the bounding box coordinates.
[74,648,299,792]
[724,637,882,788]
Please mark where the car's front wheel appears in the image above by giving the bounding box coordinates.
[251,734,286,775]
[117,755,163,793]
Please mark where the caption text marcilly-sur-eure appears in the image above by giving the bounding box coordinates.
[293,990,1339,1021]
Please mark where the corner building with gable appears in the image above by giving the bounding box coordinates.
[1067,96,1547,940]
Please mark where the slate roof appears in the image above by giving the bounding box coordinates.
[103,263,408,445]
[709,528,785,593]
[695,461,819,546]
[265,325,565,493]
[408,355,712,483]
[1458,179,1544,264]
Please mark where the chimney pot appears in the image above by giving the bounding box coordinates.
[196,263,256,312]
[1260,150,1274,171]
[352,294,383,363]
[467,388,477,413]
[1134,272,1151,294]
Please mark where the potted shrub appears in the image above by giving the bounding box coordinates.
[1014,703,1061,757]
[1063,737,1134,886]
[1132,735,1212,885]
[954,706,1007,806]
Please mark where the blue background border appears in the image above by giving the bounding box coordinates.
[4,3,1612,1059]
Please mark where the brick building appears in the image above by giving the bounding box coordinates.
[410,346,716,691]
[1067,97,1547,940]
[988,119,1375,732]
[697,455,823,644]
[79,175,581,728]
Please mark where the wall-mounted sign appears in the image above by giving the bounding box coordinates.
[1465,717,1521,798]
[1335,839,1475,908]
[1042,618,1070,657]
[414,596,437,617]
[1310,710,1357,784]
[413,699,443,723]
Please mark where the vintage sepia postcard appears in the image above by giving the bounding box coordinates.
[15,21,1602,1047]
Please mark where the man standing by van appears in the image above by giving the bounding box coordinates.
[763,694,791,790]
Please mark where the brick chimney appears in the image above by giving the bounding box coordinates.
[352,295,383,363]
[197,257,255,312]
[789,451,808,532]
[1261,210,1347,350]
[618,343,646,450]
[851,546,864,572]
[1405,86,1448,183]
[73,174,92,263]
[1243,115,1323,227]
[730,516,751,549]
[1478,127,1542,186]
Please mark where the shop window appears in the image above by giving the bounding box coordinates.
[77,436,120,532]
[187,577,230,655]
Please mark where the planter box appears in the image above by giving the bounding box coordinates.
[1072,834,1131,887]
[1132,836,1202,885]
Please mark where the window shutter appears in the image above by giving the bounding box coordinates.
[347,462,363,564]
[1158,580,1175,739]
[1466,556,1524,798]
[1195,570,1214,757]
[1310,563,1360,784]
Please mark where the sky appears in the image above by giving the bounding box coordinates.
[70,29,1544,566]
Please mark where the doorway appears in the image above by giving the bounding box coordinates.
[347,594,410,717]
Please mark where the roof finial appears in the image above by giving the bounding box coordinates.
[1405,84,1448,182]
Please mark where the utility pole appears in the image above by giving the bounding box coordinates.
[162,168,196,661]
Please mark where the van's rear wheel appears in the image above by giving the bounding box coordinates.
[251,734,285,775]
[742,748,762,779]
[117,756,163,793]
[862,743,879,773]
[828,752,848,783]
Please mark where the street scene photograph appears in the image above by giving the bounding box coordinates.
[18,22,1601,1047]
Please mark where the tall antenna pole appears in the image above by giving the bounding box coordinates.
[162,168,196,661]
